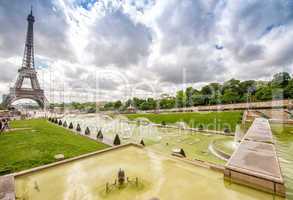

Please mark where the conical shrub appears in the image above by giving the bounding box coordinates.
[85,127,90,135]
[69,122,73,129]
[76,124,81,132]
[113,134,121,146]
[180,148,186,157]
[63,121,68,128]
[97,129,103,140]
[140,139,145,146]
[58,120,62,126]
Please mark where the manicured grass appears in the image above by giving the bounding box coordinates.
[0,119,109,174]
[124,111,243,132]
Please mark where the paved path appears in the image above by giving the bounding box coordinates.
[0,176,15,200]
[225,118,285,197]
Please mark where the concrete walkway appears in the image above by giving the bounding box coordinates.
[0,176,15,200]
[224,118,285,197]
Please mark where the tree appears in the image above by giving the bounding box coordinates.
[255,86,272,101]
[191,94,205,106]
[271,72,291,88]
[221,89,239,103]
[114,100,122,110]
[236,80,257,102]
[133,97,143,108]
[159,97,175,109]
[176,90,186,108]
[125,99,132,108]
[104,102,114,110]
[285,79,293,98]
[147,98,157,110]
[185,87,194,107]
[139,101,150,110]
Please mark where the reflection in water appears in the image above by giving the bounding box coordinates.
[272,124,293,199]
[64,163,93,200]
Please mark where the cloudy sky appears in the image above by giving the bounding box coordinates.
[0,0,292,103]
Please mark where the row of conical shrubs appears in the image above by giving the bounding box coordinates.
[48,117,59,124]
[48,117,106,142]
[48,117,145,147]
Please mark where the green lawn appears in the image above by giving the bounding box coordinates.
[124,111,243,132]
[0,119,109,175]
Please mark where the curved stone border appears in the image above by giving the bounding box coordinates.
[125,120,234,136]
[12,143,142,177]
[209,141,231,162]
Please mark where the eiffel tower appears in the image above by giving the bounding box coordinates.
[3,8,47,109]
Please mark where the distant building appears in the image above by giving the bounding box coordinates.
[126,105,136,113]
[96,101,107,108]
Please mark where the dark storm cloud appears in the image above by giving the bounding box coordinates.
[86,9,152,68]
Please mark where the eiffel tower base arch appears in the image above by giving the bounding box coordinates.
[3,88,47,109]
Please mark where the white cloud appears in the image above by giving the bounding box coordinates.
[0,0,292,103]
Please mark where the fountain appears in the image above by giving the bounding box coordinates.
[105,169,139,194]
[59,113,242,164]
[118,169,125,186]
[14,145,280,200]
[175,121,188,129]
[234,124,242,145]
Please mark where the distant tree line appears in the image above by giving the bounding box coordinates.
[103,72,293,111]
[50,72,293,112]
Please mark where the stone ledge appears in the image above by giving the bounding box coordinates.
[224,169,285,197]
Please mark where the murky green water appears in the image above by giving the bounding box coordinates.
[15,146,282,200]
[61,114,230,164]
[271,124,293,200]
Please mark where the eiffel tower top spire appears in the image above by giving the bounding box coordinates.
[22,7,35,69]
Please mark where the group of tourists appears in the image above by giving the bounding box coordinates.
[0,118,10,133]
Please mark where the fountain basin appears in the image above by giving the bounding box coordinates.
[10,144,283,200]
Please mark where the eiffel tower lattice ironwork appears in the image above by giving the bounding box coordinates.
[3,8,47,108]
